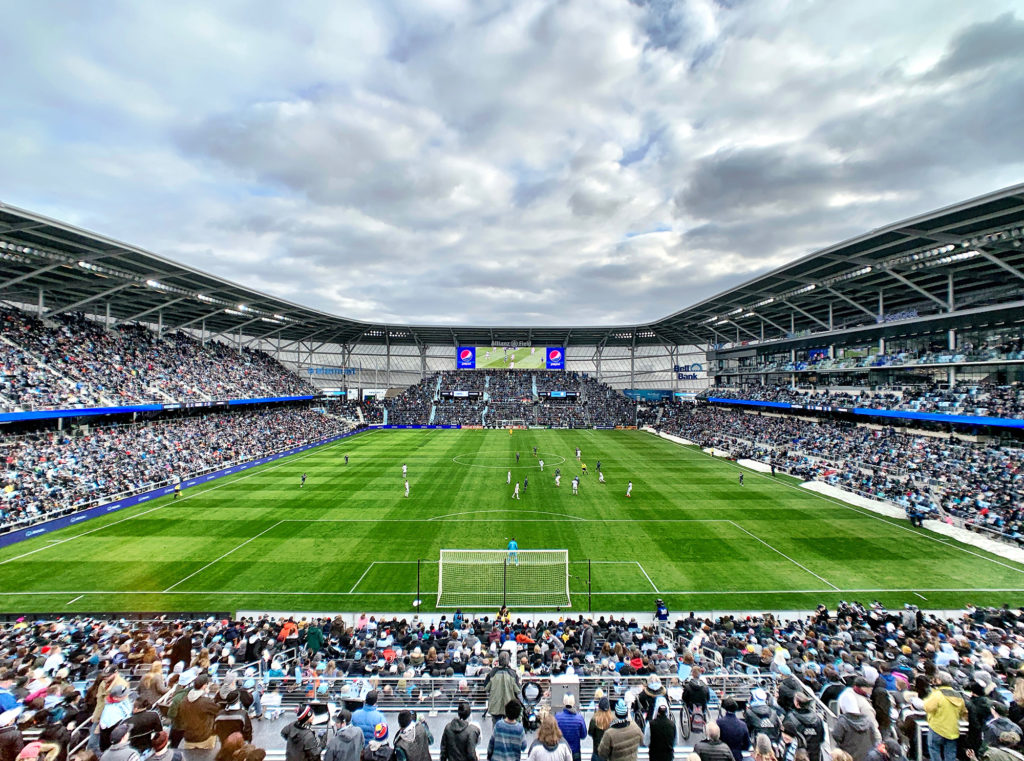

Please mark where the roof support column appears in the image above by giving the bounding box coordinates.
[947,272,955,310]
[158,310,163,337]
[385,335,391,387]
[105,301,111,331]
[37,288,44,315]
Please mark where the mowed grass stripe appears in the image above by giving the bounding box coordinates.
[0,429,1022,613]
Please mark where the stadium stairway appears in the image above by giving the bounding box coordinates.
[435,374,443,396]
[481,405,488,426]
[383,407,388,425]
[532,373,538,399]
[429,404,436,424]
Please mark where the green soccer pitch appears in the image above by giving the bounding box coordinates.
[1,428,1022,615]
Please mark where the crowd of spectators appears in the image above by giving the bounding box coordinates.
[441,373,487,393]
[582,380,636,427]
[536,402,587,428]
[705,384,1024,419]
[4,601,1024,761]
[0,408,346,532]
[0,306,312,412]
[656,406,1024,541]
[433,401,485,426]
[383,377,438,426]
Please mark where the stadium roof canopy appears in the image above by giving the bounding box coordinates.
[1,183,1023,348]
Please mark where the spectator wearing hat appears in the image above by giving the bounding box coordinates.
[634,677,666,731]
[97,684,132,751]
[555,695,587,761]
[972,731,1024,761]
[100,726,138,761]
[966,682,992,754]
[488,700,526,761]
[864,739,905,761]
[361,723,392,761]
[90,669,128,751]
[784,693,825,761]
[325,710,364,761]
[589,697,614,761]
[149,732,181,761]
[778,721,804,761]
[215,691,253,745]
[985,703,1024,750]
[646,699,675,761]
[924,672,967,761]
[395,710,432,761]
[746,689,783,746]
[597,699,643,761]
[178,674,220,750]
[282,705,320,761]
[352,692,385,746]
[718,698,750,761]
[440,702,478,761]
[119,698,162,753]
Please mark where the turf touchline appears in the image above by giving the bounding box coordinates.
[0,431,370,568]
[663,435,1024,576]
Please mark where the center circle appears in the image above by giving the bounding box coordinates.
[452,452,567,469]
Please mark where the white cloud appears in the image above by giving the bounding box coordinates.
[0,0,1022,326]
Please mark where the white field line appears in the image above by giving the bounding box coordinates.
[4,586,1024,597]
[162,521,284,592]
[636,562,660,592]
[915,593,928,600]
[0,432,372,568]
[65,594,83,605]
[278,518,733,523]
[727,520,840,591]
[427,509,585,521]
[349,563,375,594]
[666,437,1024,576]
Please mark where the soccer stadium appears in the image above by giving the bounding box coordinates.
[2,5,1024,761]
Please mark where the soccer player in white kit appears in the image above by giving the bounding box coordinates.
[513,481,520,500]
[507,470,511,485]
[404,479,410,497]
[555,474,561,487]
[539,459,544,471]
[626,481,632,497]
[598,471,605,483]
[572,477,579,495]
[402,463,407,478]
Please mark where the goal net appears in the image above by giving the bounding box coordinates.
[499,419,528,429]
[437,549,570,608]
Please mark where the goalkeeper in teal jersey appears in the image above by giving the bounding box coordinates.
[507,538,519,566]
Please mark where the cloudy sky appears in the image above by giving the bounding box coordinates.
[1,1,1023,326]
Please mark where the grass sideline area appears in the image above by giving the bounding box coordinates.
[0,428,1021,614]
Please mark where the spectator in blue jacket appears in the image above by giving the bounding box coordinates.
[717,698,750,761]
[352,691,386,745]
[555,695,588,761]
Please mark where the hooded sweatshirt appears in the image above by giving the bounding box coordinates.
[832,713,881,761]
[924,686,968,740]
[527,741,571,761]
[396,723,432,761]
[178,688,220,743]
[325,726,364,761]
[440,717,480,761]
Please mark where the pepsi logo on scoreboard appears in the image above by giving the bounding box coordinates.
[457,346,476,369]
[546,347,565,370]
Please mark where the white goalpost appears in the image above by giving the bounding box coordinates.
[437,549,570,608]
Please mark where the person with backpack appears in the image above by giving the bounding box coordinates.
[746,689,783,748]
[281,705,321,761]
[363,723,394,761]
[924,672,967,761]
[598,699,643,761]
[395,711,432,761]
[325,709,364,761]
[784,693,825,761]
[440,701,480,761]
[485,653,521,726]
[719,698,751,761]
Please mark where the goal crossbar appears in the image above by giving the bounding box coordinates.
[437,548,570,609]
